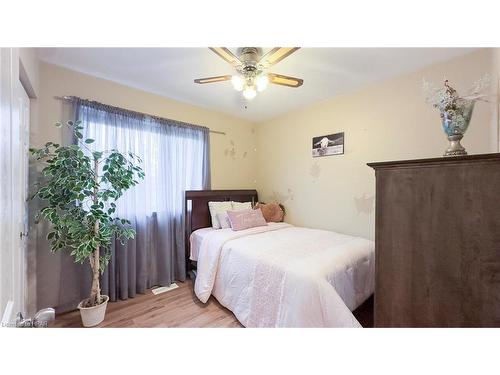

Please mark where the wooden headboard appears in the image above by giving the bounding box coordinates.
[184,189,258,273]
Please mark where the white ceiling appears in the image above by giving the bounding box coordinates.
[37,47,476,122]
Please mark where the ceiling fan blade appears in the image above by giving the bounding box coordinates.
[194,75,232,84]
[268,73,303,88]
[209,47,242,66]
[260,47,300,68]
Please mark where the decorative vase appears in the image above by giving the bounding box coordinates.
[77,295,109,327]
[441,99,475,157]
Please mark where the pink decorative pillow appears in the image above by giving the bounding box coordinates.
[226,208,268,231]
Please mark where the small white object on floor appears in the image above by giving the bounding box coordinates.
[151,283,179,295]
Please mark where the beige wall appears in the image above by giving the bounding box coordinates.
[256,49,499,240]
[19,48,39,96]
[34,61,258,189]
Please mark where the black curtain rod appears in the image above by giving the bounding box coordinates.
[53,95,226,136]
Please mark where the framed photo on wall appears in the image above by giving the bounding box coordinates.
[312,132,344,157]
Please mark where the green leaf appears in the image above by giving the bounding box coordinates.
[55,122,62,128]
[85,139,95,144]
[75,132,83,139]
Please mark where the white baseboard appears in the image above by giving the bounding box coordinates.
[1,300,14,327]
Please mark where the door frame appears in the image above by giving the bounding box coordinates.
[0,48,30,326]
[14,78,31,318]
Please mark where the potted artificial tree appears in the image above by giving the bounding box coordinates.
[30,120,145,327]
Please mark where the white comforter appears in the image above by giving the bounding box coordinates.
[194,222,375,327]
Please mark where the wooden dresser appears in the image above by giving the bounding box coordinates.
[368,153,500,327]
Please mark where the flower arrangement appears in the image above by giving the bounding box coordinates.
[423,75,490,136]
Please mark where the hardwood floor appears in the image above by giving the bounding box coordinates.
[51,279,374,328]
[51,279,242,328]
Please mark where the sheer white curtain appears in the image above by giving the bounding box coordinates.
[77,100,210,300]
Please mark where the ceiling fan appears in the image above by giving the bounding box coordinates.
[194,47,303,100]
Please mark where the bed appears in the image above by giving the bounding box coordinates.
[185,189,375,328]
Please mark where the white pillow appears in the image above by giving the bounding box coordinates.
[208,201,233,229]
[231,201,252,211]
[217,212,231,229]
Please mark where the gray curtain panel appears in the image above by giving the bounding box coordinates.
[32,100,90,314]
[35,99,210,312]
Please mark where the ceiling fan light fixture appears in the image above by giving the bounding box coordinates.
[196,47,303,99]
[255,75,269,92]
[242,85,257,100]
[231,75,244,91]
